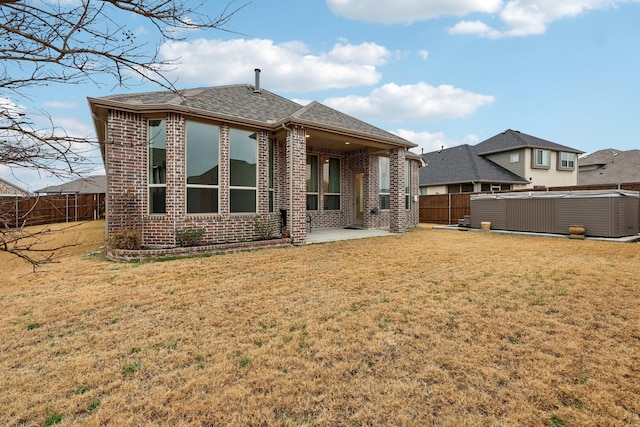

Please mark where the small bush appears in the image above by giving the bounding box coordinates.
[176,227,205,247]
[108,229,141,250]
[254,217,275,240]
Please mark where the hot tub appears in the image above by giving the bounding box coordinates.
[470,190,639,237]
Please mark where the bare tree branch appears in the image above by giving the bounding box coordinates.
[1,0,247,267]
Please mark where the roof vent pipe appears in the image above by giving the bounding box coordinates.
[254,68,261,94]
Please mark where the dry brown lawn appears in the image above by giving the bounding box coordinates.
[1,220,639,426]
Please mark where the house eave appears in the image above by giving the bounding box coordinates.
[478,146,584,156]
[275,117,416,150]
[88,97,417,154]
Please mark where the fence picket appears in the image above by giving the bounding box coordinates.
[0,194,105,228]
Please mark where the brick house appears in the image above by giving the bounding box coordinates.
[88,70,421,247]
[0,177,29,197]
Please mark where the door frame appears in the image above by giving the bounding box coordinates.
[352,169,364,226]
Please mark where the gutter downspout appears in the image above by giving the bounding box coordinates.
[281,123,294,241]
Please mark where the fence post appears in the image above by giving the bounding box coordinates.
[15,196,19,228]
[448,193,452,225]
[75,193,78,222]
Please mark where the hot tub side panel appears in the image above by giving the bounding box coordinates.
[507,198,555,233]
[470,199,506,230]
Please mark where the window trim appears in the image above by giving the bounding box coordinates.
[268,139,275,213]
[148,118,167,215]
[306,154,319,211]
[229,128,258,214]
[378,156,390,210]
[185,120,220,215]
[322,156,341,210]
[510,153,520,163]
[557,151,576,171]
[404,160,410,210]
[532,148,551,170]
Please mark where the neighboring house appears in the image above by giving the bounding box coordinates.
[88,70,421,247]
[578,149,640,185]
[0,177,29,197]
[420,129,583,194]
[35,175,107,195]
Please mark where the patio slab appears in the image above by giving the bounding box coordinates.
[305,227,393,244]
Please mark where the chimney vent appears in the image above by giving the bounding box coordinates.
[254,68,261,94]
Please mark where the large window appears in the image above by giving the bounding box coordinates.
[148,119,166,214]
[379,157,390,209]
[268,139,275,212]
[306,155,318,210]
[186,121,219,213]
[559,152,575,170]
[534,149,550,168]
[323,157,340,210]
[405,160,410,209]
[230,129,257,213]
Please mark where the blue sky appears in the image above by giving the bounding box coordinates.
[3,0,640,191]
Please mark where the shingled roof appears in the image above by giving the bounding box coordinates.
[420,144,528,186]
[89,84,414,148]
[35,176,106,194]
[578,149,640,185]
[475,129,582,155]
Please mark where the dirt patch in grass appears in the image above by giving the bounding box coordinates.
[1,221,639,426]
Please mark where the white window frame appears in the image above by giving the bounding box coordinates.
[558,152,575,170]
[148,119,167,215]
[379,156,390,210]
[306,154,319,211]
[322,156,341,210]
[533,149,550,169]
[185,120,220,214]
[229,128,258,214]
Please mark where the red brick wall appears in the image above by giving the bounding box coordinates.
[105,108,419,248]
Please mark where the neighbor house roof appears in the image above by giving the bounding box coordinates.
[0,177,29,196]
[420,144,528,186]
[35,175,106,194]
[578,148,640,185]
[475,129,583,156]
[88,84,414,149]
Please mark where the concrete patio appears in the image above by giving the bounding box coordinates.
[305,227,393,244]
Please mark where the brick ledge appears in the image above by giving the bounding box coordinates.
[107,238,292,262]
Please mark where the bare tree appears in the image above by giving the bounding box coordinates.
[0,0,246,267]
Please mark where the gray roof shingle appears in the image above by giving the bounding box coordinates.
[419,144,528,186]
[98,85,303,124]
[92,85,414,147]
[578,149,640,185]
[475,129,582,155]
[35,176,106,194]
[293,101,410,144]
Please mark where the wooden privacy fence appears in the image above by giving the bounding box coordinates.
[419,183,640,225]
[419,193,471,225]
[0,193,105,228]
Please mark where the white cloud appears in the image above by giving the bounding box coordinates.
[450,0,640,38]
[394,129,480,155]
[0,96,25,119]
[158,38,391,91]
[42,101,78,109]
[326,0,639,38]
[448,20,503,38]
[322,82,495,122]
[418,50,429,60]
[326,0,502,24]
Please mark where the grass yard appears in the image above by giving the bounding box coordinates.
[0,220,639,426]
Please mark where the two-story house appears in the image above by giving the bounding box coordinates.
[420,129,583,194]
